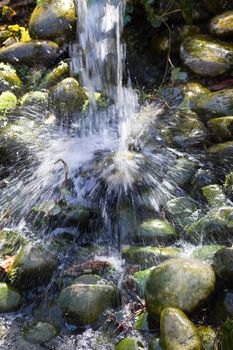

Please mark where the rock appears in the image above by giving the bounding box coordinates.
[0,91,17,116]
[191,169,217,193]
[0,41,61,67]
[160,307,201,350]
[39,61,69,89]
[29,0,76,42]
[167,157,199,187]
[165,196,198,229]
[210,11,233,37]
[0,26,12,45]
[212,247,233,286]
[134,268,154,297]
[149,338,163,350]
[180,35,233,77]
[211,290,233,322]
[122,246,181,269]
[58,282,118,326]
[135,312,149,331]
[115,338,144,350]
[202,184,226,207]
[21,91,48,108]
[9,244,58,289]
[208,116,233,141]
[221,320,233,350]
[187,207,233,242]
[198,326,217,350]
[0,230,28,257]
[50,77,89,117]
[135,219,177,244]
[0,63,22,93]
[33,301,63,330]
[145,258,215,317]
[23,322,57,344]
[208,141,233,156]
[191,245,224,261]
[0,282,22,312]
[74,274,102,285]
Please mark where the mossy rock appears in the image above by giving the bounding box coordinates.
[165,196,198,229]
[212,247,233,285]
[135,312,149,331]
[167,157,199,187]
[160,307,201,350]
[208,141,233,156]
[198,326,218,350]
[134,268,154,297]
[0,26,11,45]
[58,282,118,326]
[202,184,226,207]
[73,274,102,285]
[29,0,76,41]
[135,219,177,244]
[49,77,89,117]
[9,244,58,290]
[0,282,22,312]
[149,338,163,350]
[187,206,233,243]
[115,338,144,350]
[122,246,181,269]
[39,61,69,89]
[0,91,17,117]
[0,63,22,93]
[21,91,48,108]
[0,41,60,67]
[191,245,224,262]
[210,11,233,37]
[0,230,28,257]
[221,320,233,350]
[180,35,233,77]
[23,322,57,344]
[208,116,233,141]
[145,258,215,318]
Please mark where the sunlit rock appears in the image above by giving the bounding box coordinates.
[21,91,48,108]
[0,62,22,93]
[145,258,215,318]
[180,35,233,76]
[165,196,198,229]
[0,282,22,312]
[210,11,233,36]
[39,61,69,89]
[29,0,76,42]
[160,307,201,350]
[202,184,226,207]
[135,219,177,244]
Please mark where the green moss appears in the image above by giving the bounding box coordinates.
[21,91,48,107]
[115,338,144,350]
[0,283,22,312]
[202,184,226,207]
[39,61,69,89]
[0,91,17,117]
[208,116,233,141]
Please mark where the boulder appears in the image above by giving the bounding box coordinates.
[29,0,76,41]
[145,258,215,317]
[135,219,177,244]
[210,11,233,37]
[165,196,198,229]
[58,282,118,326]
[212,247,233,285]
[160,307,201,350]
[21,91,48,108]
[0,282,22,312]
[202,184,226,207]
[23,322,57,344]
[180,35,233,76]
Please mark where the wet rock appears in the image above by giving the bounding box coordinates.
[23,322,57,344]
[21,91,48,108]
[167,157,199,187]
[39,61,69,89]
[221,319,233,350]
[202,184,226,207]
[9,244,58,289]
[0,282,22,312]
[0,230,28,257]
[134,268,154,297]
[208,141,233,156]
[135,219,177,244]
[58,282,118,326]
[210,11,233,37]
[50,77,89,117]
[191,169,217,193]
[160,307,201,350]
[208,116,233,141]
[29,0,76,42]
[149,338,163,350]
[122,246,181,269]
[165,196,198,229]
[0,26,12,45]
[74,274,102,285]
[115,338,144,350]
[212,247,233,286]
[180,35,233,77]
[187,207,233,242]
[0,91,17,117]
[0,41,61,67]
[135,312,149,331]
[145,258,215,318]
[198,326,217,350]
[33,300,63,330]
[0,62,22,93]
[191,245,224,261]
[211,290,233,322]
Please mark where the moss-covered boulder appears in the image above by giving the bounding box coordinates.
[208,116,233,141]
[21,91,48,108]
[160,308,201,350]
[180,35,233,76]
[39,61,69,89]
[0,283,22,312]
[212,247,233,285]
[58,282,118,326]
[198,326,217,350]
[9,244,58,289]
[221,320,233,350]
[135,219,177,244]
[0,41,60,67]
[50,77,89,117]
[191,245,224,262]
[202,184,226,207]
[187,207,233,242]
[29,0,76,42]
[115,338,144,350]
[210,11,233,37]
[145,258,215,318]
[0,63,22,93]
[165,196,198,229]
[23,322,57,344]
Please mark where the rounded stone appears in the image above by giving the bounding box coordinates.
[0,283,22,312]
[180,35,233,77]
[136,219,177,244]
[145,258,215,317]
[210,11,233,37]
[160,307,201,350]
